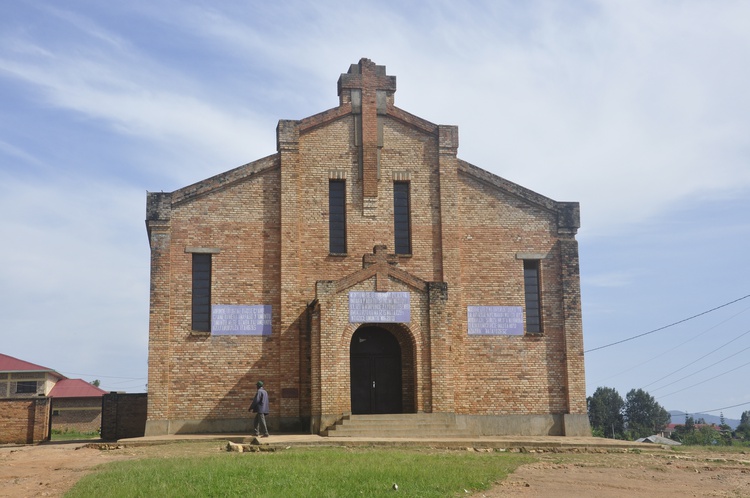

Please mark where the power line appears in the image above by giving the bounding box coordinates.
[597,306,750,383]
[585,293,750,353]
[650,342,750,392]
[691,401,750,415]
[643,327,750,389]
[658,358,750,399]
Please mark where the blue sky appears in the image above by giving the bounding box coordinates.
[1,1,749,420]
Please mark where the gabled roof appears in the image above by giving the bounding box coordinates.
[0,353,66,378]
[48,378,107,398]
[636,435,682,446]
[145,58,580,235]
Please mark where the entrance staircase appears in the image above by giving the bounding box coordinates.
[324,413,468,438]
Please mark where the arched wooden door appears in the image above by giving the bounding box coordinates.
[350,326,402,414]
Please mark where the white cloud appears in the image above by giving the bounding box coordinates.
[0,32,274,186]
[4,1,746,232]
[0,172,149,385]
[0,139,45,167]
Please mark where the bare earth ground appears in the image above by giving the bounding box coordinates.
[486,448,750,497]
[1,440,748,497]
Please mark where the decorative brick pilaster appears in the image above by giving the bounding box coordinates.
[144,192,172,435]
[278,120,303,422]
[434,125,462,413]
[557,203,588,416]
[427,282,450,412]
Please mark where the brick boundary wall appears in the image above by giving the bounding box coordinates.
[0,397,51,444]
[101,393,148,441]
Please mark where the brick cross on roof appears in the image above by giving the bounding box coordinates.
[363,245,398,291]
[338,59,397,204]
[338,58,397,97]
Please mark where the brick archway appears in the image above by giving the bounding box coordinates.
[339,322,419,414]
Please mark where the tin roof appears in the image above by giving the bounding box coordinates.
[48,378,107,398]
[0,353,65,378]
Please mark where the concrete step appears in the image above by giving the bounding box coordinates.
[325,414,468,438]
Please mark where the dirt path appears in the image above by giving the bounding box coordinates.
[1,441,748,497]
[484,449,750,497]
[0,441,131,497]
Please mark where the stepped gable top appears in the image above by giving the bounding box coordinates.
[338,58,397,97]
[147,58,579,233]
[48,378,108,398]
[0,353,65,378]
[299,57,438,135]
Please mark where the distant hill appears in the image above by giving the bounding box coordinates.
[669,410,739,430]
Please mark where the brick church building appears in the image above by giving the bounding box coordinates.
[145,58,590,437]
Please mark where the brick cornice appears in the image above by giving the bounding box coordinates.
[458,159,580,233]
[386,105,439,135]
[170,154,279,207]
[457,159,557,211]
[298,104,353,134]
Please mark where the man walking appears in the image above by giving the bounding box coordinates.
[249,380,270,437]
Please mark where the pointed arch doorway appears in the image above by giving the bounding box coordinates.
[350,326,403,414]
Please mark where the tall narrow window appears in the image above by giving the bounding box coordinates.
[329,180,347,254]
[192,253,212,332]
[523,260,542,334]
[393,181,411,255]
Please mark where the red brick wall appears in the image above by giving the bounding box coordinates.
[145,60,587,435]
[0,398,51,444]
[457,175,567,415]
[161,165,281,425]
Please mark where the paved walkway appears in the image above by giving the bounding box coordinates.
[116,433,648,450]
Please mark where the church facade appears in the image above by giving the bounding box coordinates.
[144,59,590,437]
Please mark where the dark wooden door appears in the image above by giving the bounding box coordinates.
[350,327,402,414]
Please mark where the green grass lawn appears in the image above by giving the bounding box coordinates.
[66,445,533,497]
[50,428,100,441]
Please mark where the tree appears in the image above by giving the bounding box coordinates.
[735,410,750,441]
[90,379,101,387]
[624,388,670,439]
[671,415,693,443]
[684,414,696,432]
[718,412,731,432]
[587,387,625,438]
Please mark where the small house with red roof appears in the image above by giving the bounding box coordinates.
[0,353,64,397]
[49,378,108,432]
[1,353,107,433]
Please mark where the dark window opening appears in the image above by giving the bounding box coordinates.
[393,182,411,255]
[192,253,212,332]
[329,180,347,254]
[16,381,37,394]
[523,260,542,334]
